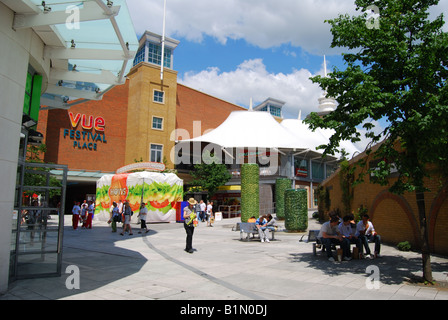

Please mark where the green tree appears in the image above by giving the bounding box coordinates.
[190,151,231,200]
[305,0,448,282]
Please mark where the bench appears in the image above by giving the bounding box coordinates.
[300,229,360,258]
[299,230,323,255]
[233,222,276,241]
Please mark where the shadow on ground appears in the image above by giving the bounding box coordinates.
[4,225,158,300]
[289,251,448,286]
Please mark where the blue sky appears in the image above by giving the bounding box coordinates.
[126,0,448,150]
[125,0,361,118]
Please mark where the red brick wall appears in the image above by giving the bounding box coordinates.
[176,84,246,139]
[41,81,130,172]
[39,81,246,172]
[322,153,448,255]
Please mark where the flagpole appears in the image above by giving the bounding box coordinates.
[160,0,167,81]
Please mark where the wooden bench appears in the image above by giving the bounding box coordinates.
[233,222,276,241]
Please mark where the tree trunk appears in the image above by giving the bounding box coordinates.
[416,190,432,282]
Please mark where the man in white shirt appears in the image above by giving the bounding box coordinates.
[72,201,81,230]
[356,214,382,258]
[138,202,149,234]
[318,216,351,262]
[199,200,206,222]
[206,201,214,227]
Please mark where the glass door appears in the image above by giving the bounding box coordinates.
[10,161,67,281]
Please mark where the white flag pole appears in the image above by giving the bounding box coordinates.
[160,0,167,81]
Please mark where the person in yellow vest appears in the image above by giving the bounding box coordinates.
[183,198,198,253]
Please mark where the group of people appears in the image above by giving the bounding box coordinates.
[108,200,150,236]
[71,200,95,230]
[318,211,382,262]
[72,196,381,263]
[248,214,276,243]
[193,199,215,227]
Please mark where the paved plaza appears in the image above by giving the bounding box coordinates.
[2,211,448,302]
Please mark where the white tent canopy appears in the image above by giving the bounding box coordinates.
[182,110,304,150]
[181,109,360,160]
[280,119,360,159]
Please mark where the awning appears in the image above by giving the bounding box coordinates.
[181,110,302,150]
[8,0,138,109]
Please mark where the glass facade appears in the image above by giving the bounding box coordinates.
[133,45,146,66]
[257,104,282,118]
[269,106,282,117]
[133,41,172,68]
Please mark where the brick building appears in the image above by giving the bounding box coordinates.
[37,31,353,216]
[37,31,247,212]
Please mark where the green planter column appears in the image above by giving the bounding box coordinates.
[285,188,308,232]
[241,163,259,222]
[275,178,291,220]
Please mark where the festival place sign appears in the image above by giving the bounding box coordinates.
[63,112,107,151]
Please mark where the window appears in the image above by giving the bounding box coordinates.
[312,162,325,180]
[269,105,282,117]
[152,117,163,130]
[133,45,145,66]
[150,144,163,163]
[147,42,172,68]
[294,158,308,178]
[153,90,164,103]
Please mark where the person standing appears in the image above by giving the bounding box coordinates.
[199,200,206,222]
[183,198,198,253]
[206,201,213,227]
[138,202,149,234]
[80,200,88,228]
[120,200,133,236]
[72,201,81,230]
[109,202,120,232]
[85,200,94,229]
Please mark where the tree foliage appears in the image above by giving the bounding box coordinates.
[190,151,231,200]
[305,0,448,282]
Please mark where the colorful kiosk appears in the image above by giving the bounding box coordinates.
[95,171,183,223]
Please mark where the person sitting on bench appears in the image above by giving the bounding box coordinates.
[318,216,351,262]
[356,214,382,259]
[339,215,362,258]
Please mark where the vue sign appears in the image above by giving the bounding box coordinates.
[64,112,107,151]
[69,112,105,131]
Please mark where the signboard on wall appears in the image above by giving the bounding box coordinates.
[63,111,107,151]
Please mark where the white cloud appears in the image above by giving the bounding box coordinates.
[127,0,448,54]
[127,0,358,54]
[179,58,325,119]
